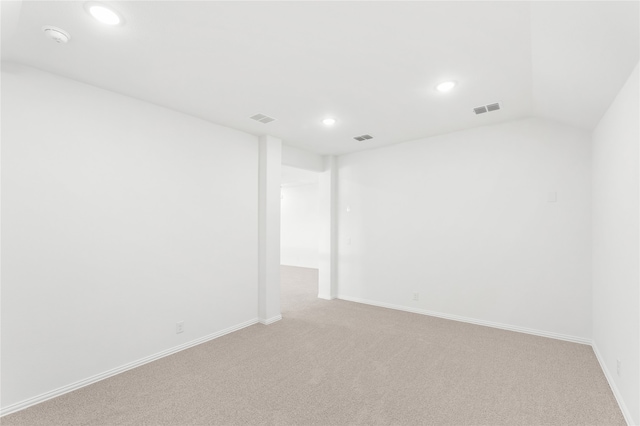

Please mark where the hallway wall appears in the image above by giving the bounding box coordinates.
[281,184,320,268]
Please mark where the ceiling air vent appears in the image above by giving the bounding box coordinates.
[354,134,373,141]
[250,113,276,124]
[473,102,501,115]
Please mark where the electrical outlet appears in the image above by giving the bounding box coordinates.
[412,292,419,301]
[617,359,621,376]
[176,321,184,334]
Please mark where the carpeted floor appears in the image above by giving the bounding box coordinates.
[2,265,625,425]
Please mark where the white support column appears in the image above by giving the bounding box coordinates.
[258,135,282,324]
[318,155,337,300]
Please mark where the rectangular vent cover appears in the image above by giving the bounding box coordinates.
[354,134,373,141]
[474,102,501,115]
[250,113,276,124]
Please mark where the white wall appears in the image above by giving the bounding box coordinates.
[280,184,320,268]
[258,135,282,324]
[281,145,323,172]
[1,64,259,409]
[318,156,338,299]
[592,62,639,425]
[337,117,592,340]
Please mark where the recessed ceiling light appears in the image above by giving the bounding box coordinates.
[322,118,336,126]
[436,81,457,93]
[87,4,122,26]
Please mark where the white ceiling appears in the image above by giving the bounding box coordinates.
[2,1,638,156]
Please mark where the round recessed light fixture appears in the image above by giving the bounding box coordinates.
[86,3,122,26]
[436,81,457,93]
[322,118,337,126]
[42,26,71,43]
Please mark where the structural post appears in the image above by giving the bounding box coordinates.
[318,155,337,299]
[258,135,282,324]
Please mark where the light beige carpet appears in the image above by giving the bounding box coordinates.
[3,266,625,425]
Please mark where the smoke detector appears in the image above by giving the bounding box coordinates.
[42,26,71,44]
[353,134,373,141]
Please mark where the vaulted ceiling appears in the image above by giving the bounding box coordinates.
[2,1,638,155]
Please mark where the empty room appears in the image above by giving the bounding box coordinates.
[1,1,639,425]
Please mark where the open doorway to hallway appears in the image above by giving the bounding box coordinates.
[280,165,320,309]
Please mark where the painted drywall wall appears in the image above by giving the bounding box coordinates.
[281,184,320,268]
[1,64,260,409]
[281,145,323,172]
[318,156,338,300]
[337,117,592,340]
[592,62,639,425]
[258,135,282,324]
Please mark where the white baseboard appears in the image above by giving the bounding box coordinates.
[3,300,633,425]
[259,315,282,325]
[336,294,591,345]
[317,293,335,300]
[0,318,259,417]
[592,342,636,426]
[336,295,640,421]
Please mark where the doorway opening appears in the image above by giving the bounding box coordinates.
[280,165,320,309]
